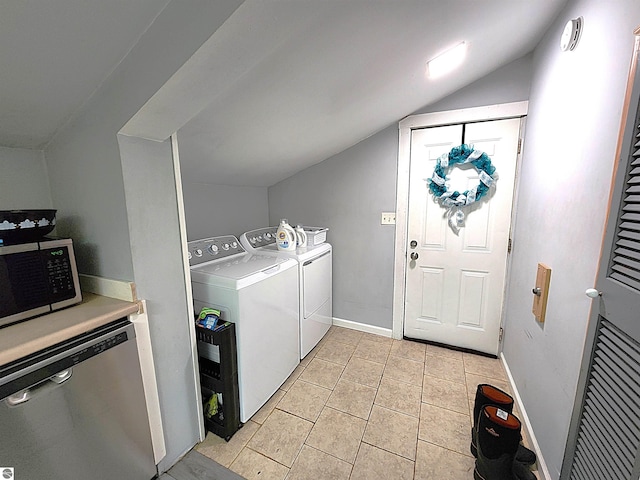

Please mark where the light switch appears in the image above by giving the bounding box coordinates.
[532,263,552,323]
[381,212,396,225]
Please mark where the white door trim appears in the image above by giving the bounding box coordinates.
[392,101,529,340]
[171,133,206,441]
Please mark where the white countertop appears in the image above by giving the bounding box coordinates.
[0,292,140,366]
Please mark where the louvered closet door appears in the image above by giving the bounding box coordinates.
[562,32,640,480]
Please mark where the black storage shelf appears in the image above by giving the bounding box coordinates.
[196,321,241,441]
[199,356,222,382]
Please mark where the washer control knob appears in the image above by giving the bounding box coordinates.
[231,241,238,249]
[208,244,219,254]
[187,252,192,260]
[257,235,263,242]
[222,243,230,250]
[194,249,203,257]
[265,232,272,239]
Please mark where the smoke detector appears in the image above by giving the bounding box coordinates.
[561,17,583,51]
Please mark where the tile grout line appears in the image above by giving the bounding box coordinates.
[359,438,418,465]
[201,328,507,479]
[282,338,360,476]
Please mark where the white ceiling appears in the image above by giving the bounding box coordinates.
[2,1,568,187]
[0,0,171,148]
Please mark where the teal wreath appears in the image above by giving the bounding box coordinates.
[428,144,496,204]
[427,144,497,232]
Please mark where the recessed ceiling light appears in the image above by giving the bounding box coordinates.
[426,42,467,79]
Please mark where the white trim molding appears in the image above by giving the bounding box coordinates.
[399,101,529,130]
[79,274,137,302]
[332,317,393,338]
[501,353,551,480]
[392,101,529,340]
[171,132,206,442]
[130,299,166,464]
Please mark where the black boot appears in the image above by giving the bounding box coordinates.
[470,384,536,466]
[474,406,536,480]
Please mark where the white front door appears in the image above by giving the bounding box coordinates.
[403,118,521,355]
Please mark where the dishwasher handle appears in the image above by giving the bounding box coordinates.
[5,368,73,407]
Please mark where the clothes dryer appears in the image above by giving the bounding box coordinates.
[240,227,332,358]
[188,235,299,423]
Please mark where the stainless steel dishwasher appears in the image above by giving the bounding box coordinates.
[0,318,157,480]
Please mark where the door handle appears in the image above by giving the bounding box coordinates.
[410,240,418,248]
[4,368,73,407]
[585,288,601,298]
[410,252,419,261]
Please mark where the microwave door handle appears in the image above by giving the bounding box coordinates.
[4,368,73,407]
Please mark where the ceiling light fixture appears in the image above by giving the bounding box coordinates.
[427,42,467,79]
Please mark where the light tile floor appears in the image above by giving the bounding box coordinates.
[196,326,538,480]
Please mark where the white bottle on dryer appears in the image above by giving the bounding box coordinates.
[276,219,296,251]
[295,225,307,248]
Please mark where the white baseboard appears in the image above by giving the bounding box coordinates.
[501,353,551,480]
[332,317,393,338]
[79,274,137,302]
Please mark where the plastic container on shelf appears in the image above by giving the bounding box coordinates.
[302,226,328,246]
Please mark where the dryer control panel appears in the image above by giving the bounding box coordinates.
[241,227,278,249]
[188,235,245,266]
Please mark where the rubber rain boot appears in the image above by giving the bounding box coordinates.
[470,384,536,466]
[474,406,535,480]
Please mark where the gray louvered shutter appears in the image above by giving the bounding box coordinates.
[610,130,640,290]
[569,319,640,480]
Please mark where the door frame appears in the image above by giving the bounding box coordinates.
[392,101,529,340]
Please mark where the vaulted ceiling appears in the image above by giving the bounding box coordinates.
[1,1,568,186]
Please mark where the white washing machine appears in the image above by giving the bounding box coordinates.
[240,227,332,359]
[188,235,299,423]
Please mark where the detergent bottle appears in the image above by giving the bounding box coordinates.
[295,225,307,248]
[276,219,296,251]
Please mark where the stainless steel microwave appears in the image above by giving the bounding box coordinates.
[0,238,82,327]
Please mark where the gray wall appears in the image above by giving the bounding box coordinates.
[501,0,640,478]
[41,0,244,472]
[0,146,52,209]
[268,54,533,330]
[44,0,243,281]
[182,181,269,240]
[118,134,200,473]
[269,125,398,329]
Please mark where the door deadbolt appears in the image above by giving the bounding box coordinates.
[410,240,418,248]
[410,252,419,261]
